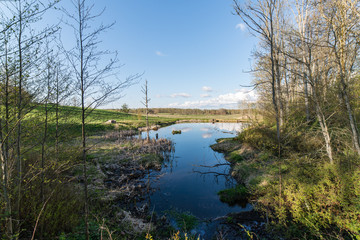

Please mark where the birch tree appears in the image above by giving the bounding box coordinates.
[318,0,360,154]
[289,0,335,162]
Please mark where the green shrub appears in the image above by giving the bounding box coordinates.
[257,157,360,239]
[237,126,278,154]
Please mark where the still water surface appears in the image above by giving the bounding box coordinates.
[142,123,252,219]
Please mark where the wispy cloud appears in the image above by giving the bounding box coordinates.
[170,92,191,98]
[202,86,213,92]
[168,89,257,109]
[155,50,166,57]
[235,23,246,31]
[201,93,211,98]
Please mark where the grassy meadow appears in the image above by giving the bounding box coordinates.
[28,105,252,138]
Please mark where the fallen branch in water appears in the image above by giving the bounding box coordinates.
[192,170,229,177]
[193,163,230,168]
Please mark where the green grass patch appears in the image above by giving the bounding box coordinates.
[166,210,199,231]
[228,152,243,162]
[218,185,249,207]
[140,153,163,169]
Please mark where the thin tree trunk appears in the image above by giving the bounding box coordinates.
[306,45,334,163]
[2,31,13,237]
[314,94,333,163]
[341,79,360,154]
[142,79,150,142]
[276,57,283,127]
[40,57,51,238]
[55,67,59,156]
[16,1,23,234]
[78,1,89,238]
[81,94,89,240]
[269,4,281,156]
[304,71,310,122]
[283,55,290,117]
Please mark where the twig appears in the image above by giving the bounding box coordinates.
[193,163,230,168]
[31,190,55,240]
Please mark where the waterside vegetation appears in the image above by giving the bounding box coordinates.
[207,0,360,238]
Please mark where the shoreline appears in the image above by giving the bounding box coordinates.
[210,137,273,239]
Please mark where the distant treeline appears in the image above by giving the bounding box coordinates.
[126,108,251,115]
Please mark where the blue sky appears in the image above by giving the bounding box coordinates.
[53,0,258,109]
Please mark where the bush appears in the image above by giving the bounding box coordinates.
[257,157,360,239]
[237,126,278,154]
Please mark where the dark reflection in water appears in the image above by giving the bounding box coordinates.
[142,123,252,219]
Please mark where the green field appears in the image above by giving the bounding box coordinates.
[30,105,251,135]
[150,112,255,122]
[28,105,180,136]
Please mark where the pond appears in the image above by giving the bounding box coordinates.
[142,122,252,220]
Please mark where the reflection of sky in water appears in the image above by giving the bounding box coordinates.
[180,127,192,132]
[200,127,211,132]
[202,133,212,139]
[213,122,249,132]
[171,127,192,132]
[143,123,252,220]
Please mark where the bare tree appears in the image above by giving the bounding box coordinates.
[62,0,140,238]
[318,0,360,155]
[0,23,15,238]
[234,0,286,155]
[141,79,151,141]
[287,0,335,163]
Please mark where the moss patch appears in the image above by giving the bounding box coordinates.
[218,185,249,207]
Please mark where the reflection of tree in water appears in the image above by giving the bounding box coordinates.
[193,151,237,188]
[144,139,175,189]
[193,163,249,208]
[138,140,175,214]
[193,164,236,188]
[161,141,176,173]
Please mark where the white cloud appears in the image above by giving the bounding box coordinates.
[168,89,257,109]
[236,23,246,31]
[155,50,166,57]
[202,86,213,92]
[201,94,211,98]
[170,92,191,98]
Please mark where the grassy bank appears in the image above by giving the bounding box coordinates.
[12,105,256,239]
[211,125,360,239]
